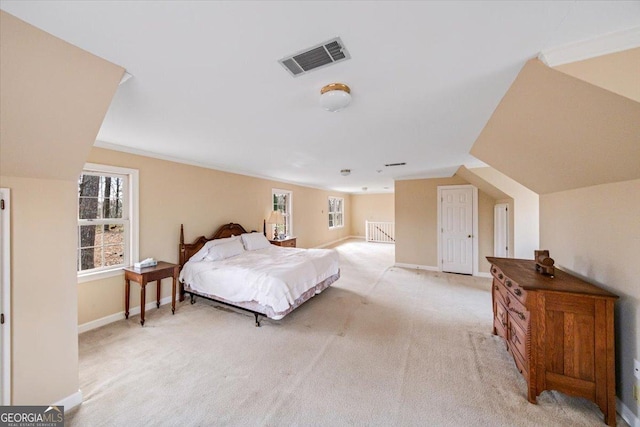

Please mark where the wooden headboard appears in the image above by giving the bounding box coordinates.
[179,223,248,269]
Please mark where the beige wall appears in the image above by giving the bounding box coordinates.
[0,177,81,404]
[471,59,640,194]
[350,193,395,237]
[540,179,640,416]
[0,11,123,406]
[395,177,494,273]
[78,147,352,325]
[0,12,124,181]
[467,167,538,259]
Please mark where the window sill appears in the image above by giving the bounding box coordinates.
[78,268,124,284]
[329,226,344,230]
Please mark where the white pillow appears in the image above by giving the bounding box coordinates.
[241,232,271,251]
[205,239,245,261]
[190,236,239,262]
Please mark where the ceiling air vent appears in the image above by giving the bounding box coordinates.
[385,162,407,167]
[278,37,351,77]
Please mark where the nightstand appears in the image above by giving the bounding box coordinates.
[123,261,179,326]
[269,236,296,248]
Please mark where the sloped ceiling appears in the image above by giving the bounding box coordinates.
[0,11,124,181]
[1,1,639,193]
[455,166,509,201]
[555,47,640,103]
[470,57,640,195]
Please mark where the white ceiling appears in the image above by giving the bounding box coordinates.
[2,1,639,194]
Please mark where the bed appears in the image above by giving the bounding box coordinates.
[178,223,340,326]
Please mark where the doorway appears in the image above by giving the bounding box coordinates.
[494,203,509,257]
[437,185,477,275]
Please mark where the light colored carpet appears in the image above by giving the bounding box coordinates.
[68,239,625,426]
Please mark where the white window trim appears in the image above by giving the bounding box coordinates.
[272,188,293,236]
[328,196,344,229]
[78,163,139,283]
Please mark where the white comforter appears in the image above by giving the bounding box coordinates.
[179,246,339,314]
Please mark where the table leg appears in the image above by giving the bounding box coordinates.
[172,270,177,314]
[156,280,161,308]
[140,281,146,326]
[125,279,130,319]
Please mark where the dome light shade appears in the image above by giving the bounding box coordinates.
[320,83,351,112]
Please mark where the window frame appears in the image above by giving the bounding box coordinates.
[328,196,344,229]
[77,163,139,283]
[271,188,293,237]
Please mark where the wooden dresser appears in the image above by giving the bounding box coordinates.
[487,257,618,426]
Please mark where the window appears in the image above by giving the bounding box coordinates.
[328,197,344,229]
[272,189,293,238]
[78,163,138,280]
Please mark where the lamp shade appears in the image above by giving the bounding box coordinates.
[320,83,351,112]
[267,211,284,224]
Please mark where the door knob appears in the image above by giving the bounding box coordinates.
[468,235,472,238]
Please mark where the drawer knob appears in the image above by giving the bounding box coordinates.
[514,289,522,297]
[505,280,512,287]
[498,274,504,280]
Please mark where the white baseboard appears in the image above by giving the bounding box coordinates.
[394,263,439,271]
[78,295,174,334]
[314,236,354,249]
[618,397,640,427]
[55,389,82,410]
[475,272,493,279]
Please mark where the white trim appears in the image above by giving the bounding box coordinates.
[0,188,11,405]
[538,26,640,67]
[54,389,83,410]
[394,263,439,271]
[94,140,340,193]
[271,188,293,236]
[617,397,640,427]
[437,185,479,276]
[77,268,124,284]
[77,163,139,277]
[313,236,352,249]
[328,196,345,229]
[78,295,173,334]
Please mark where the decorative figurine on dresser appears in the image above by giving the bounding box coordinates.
[487,251,618,426]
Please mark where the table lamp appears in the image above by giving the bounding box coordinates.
[266,211,284,240]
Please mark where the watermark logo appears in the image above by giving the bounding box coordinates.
[0,406,64,427]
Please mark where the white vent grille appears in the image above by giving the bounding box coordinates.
[278,37,351,77]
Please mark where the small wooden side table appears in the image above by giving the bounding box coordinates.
[269,236,297,248]
[123,261,179,326]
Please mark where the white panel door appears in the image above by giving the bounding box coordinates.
[441,187,473,274]
[494,203,509,257]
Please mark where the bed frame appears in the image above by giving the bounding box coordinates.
[179,223,339,327]
[179,223,267,325]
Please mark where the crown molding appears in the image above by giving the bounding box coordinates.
[93,140,350,194]
[539,26,640,67]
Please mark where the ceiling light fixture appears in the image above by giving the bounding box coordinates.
[320,83,351,112]
[340,169,351,176]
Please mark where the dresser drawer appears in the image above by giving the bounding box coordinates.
[511,343,529,380]
[491,265,506,284]
[504,277,527,305]
[494,301,508,340]
[503,290,529,331]
[508,319,527,361]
